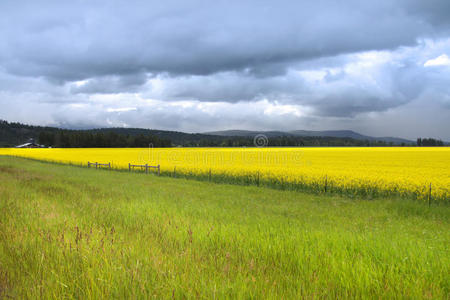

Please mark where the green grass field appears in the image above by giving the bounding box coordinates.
[0,156,449,299]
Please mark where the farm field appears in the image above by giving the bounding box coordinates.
[0,156,449,298]
[0,147,449,203]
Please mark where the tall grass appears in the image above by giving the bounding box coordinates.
[0,156,449,298]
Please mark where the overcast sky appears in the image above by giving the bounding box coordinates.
[1,0,450,140]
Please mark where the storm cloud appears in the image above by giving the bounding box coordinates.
[0,0,449,139]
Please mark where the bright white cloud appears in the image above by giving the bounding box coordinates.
[106,107,137,113]
[424,54,450,67]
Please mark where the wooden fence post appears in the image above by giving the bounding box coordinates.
[145,164,148,174]
[128,163,131,172]
[95,162,98,169]
[209,168,212,182]
[108,162,111,170]
[428,183,432,207]
[157,165,160,176]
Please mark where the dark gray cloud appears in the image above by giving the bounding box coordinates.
[1,0,449,81]
[143,71,306,103]
[70,73,149,94]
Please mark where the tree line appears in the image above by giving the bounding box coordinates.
[38,130,171,148]
[1,120,447,148]
[416,138,444,146]
[39,132,386,147]
[179,136,411,147]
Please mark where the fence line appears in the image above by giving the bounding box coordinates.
[128,163,160,175]
[83,160,439,204]
[87,161,111,170]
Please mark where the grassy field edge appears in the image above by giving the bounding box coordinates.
[2,154,448,205]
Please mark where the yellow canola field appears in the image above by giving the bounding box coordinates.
[0,147,449,202]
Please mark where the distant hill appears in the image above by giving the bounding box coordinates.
[206,129,415,145]
[90,127,225,146]
[205,130,291,138]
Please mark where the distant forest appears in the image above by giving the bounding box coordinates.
[0,120,171,148]
[416,138,445,146]
[0,120,446,148]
